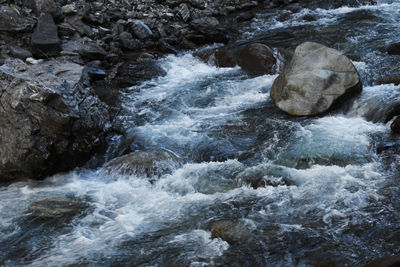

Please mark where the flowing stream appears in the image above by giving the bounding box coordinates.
[1,1,400,266]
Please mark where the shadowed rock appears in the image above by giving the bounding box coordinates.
[28,198,88,219]
[31,13,61,58]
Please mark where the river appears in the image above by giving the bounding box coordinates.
[1,1,400,266]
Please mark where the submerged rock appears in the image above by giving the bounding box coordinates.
[28,198,88,219]
[270,42,361,116]
[0,58,110,181]
[211,220,255,244]
[103,149,183,178]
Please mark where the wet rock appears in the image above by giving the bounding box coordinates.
[27,0,57,17]
[0,5,35,32]
[0,58,110,181]
[119,31,141,50]
[391,116,400,134]
[211,220,255,244]
[376,74,400,86]
[31,13,61,58]
[388,42,400,55]
[270,42,361,116]
[364,253,400,267]
[303,14,317,21]
[103,149,183,178]
[8,45,32,59]
[131,20,153,40]
[239,43,277,76]
[236,166,288,188]
[215,46,238,67]
[28,198,88,219]
[113,59,167,88]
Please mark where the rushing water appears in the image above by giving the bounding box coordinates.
[1,1,400,266]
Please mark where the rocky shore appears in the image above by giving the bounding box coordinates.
[0,0,392,182]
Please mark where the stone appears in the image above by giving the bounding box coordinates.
[31,13,61,58]
[28,198,88,219]
[239,43,277,76]
[0,58,110,181]
[131,20,153,40]
[177,3,191,22]
[270,42,361,116]
[190,16,228,43]
[215,46,238,67]
[0,5,35,32]
[27,0,57,16]
[103,149,183,178]
[211,220,255,244]
[388,42,400,55]
[8,45,32,59]
[65,16,92,36]
[62,37,107,60]
[62,3,78,15]
[376,74,400,86]
[391,116,400,134]
[119,31,141,50]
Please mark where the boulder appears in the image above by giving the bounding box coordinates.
[65,16,92,36]
[388,42,400,55]
[239,43,278,76]
[215,46,238,67]
[103,149,183,178]
[31,13,61,58]
[62,37,107,60]
[28,198,88,219]
[131,20,153,40]
[190,16,228,43]
[0,58,110,181]
[270,42,361,116]
[0,5,35,32]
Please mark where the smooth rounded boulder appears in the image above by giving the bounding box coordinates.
[270,42,361,116]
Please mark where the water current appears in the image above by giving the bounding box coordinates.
[1,1,400,266]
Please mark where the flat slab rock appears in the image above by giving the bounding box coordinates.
[270,42,361,116]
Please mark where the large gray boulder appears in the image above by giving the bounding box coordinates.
[0,59,110,181]
[270,42,361,116]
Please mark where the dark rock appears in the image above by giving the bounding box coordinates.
[113,59,167,88]
[211,220,255,244]
[388,42,400,55]
[103,149,183,178]
[239,43,277,76]
[28,198,88,219]
[215,46,238,67]
[303,14,317,21]
[237,11,255,22]
[31,13,61,58]
[270,42,361,116]
[65,16,92,36]
[0,58,110,181]
[119,31,141,50]
[0,5,35,32]
[8,45,32,59]
[27,0,57,17]
[62,38,107,60]
[190,16,228,43]
[131,20,153,40]
[376,74,400,86]
[391,116,400,134]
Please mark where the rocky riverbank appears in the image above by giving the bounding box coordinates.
[0,0,387,182]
